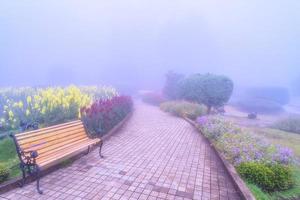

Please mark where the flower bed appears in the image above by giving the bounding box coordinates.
[196,116,297,195]
[0,86,120,182]
[80,96,133,137]
[0,86,118,133]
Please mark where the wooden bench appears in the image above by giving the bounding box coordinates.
[10,120,103,194]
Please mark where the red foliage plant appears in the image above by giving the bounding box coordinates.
[80,96,133,137]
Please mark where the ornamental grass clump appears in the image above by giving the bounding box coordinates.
[81,96,133,137]
[160,101,207,120]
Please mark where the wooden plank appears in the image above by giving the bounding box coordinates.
[16,120,83,139]
[37,138,100,163]
[17,120,81,136]
[37,141,98,169]
[21,130,87,151]
[36,137,90,158]
[19,128,86,148]
[18,126,85,145]
[37,139,100,166]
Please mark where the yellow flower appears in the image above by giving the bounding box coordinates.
[34,103,39,109]
[8,110,14,118]
[26,109,30,116]
[27,96,32,103]
[78,108,81,119]
[18,101,23,108]
[41,107,46,114]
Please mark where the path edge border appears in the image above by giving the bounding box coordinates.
[183,117,256,200]
[101,111,133,142]
[0,112,133,195]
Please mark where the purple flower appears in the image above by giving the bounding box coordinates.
[196,116,208,126]
[254,151,264,160]
[272,146,294,165]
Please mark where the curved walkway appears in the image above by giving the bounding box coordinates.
[0,102,240,200]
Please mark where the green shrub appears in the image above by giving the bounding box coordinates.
[237,162,294,192]
[270,164,294,191]
[163,71,184,100]
[0,164,9,183]
[273,115,300,134]
[160,101,207,120]
[178,73,233,113]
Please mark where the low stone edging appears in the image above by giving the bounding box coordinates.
[0,112,133,195]
[183,117,256,200]
[101,112,133,142]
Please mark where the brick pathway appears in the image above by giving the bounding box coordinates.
[0,102,241,200]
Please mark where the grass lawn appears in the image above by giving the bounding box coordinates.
[246,127,300,161]
[0,137,20,180]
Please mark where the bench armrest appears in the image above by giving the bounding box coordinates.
[21,150,39,165]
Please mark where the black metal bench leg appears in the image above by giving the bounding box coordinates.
[85,146,91,155]
[99,141,104,158]
[19,164,26,187]
[35,165,43,194]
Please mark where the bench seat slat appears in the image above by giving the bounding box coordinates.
[20,128,87,150]
[36,137,91,158]
[16,120,81,137]
[17,124,85,144]
[24,133,89,155]
[37,139,100,167]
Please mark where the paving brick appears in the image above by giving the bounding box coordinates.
[0,102,240,200]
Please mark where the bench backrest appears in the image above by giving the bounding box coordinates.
[14,120,89,161]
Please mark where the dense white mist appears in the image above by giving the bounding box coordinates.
[0,0,299,90]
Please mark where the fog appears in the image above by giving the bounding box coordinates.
[0,0,300,92]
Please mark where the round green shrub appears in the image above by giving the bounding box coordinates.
[178,73,233,113]
[0,164,9,184]
[237,162,275,191]
[269,164,294,191]
[237,162,294,192]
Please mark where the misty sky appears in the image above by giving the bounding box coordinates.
[0,0,299,90]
